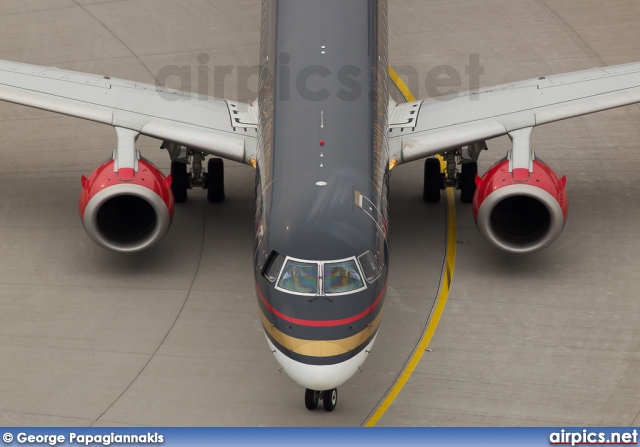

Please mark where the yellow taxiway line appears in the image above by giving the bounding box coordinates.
[364,67,458,427]
[388,66,417,102]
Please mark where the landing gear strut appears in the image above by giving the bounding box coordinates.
[305,388,338,412]
[162,142,225,203]
[422,141,486,204]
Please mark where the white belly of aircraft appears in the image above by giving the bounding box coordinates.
[264,333,377,391]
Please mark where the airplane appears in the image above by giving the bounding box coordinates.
[0,0,639,413]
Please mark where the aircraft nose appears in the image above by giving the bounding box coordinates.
[264,333,377,391]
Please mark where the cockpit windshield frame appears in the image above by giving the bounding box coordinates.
[274,255,368,297]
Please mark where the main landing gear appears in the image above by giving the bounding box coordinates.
[422,142,487,204]
[305,388,338,412]
[163,142,225,203]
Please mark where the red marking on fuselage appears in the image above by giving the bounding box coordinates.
[255,278,387,328]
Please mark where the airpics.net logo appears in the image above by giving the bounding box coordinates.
[153,52,484,103]
[549,429,639,446]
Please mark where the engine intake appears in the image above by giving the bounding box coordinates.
[79,159,174,253]
[473,159,568,254]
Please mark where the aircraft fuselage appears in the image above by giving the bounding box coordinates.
[253,0,391,392]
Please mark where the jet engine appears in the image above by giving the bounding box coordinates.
[79,159,174,253]
[472,158,568,254]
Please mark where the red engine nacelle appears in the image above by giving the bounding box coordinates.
[472,159,568,254]
[79,159,174,253]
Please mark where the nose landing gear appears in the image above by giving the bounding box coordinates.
[305,388,338,412]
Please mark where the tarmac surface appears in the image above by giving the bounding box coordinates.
[0,0,639,426]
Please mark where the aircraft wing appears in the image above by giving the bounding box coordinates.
[0,60,258,164]
[388,61,640,164]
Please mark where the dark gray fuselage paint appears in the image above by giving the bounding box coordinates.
[254,0,390,366]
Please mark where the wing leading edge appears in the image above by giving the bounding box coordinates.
[389,61,640,165]
[0,59,258,164]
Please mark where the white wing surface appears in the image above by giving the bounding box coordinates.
[388,62,640,164]
[0,60,258,164]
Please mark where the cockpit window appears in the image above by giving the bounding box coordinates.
[324,260,365,294]
[277,260,319,294]
[358,251,382,283]
[263,252,285,283]
[272,256,374,296]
